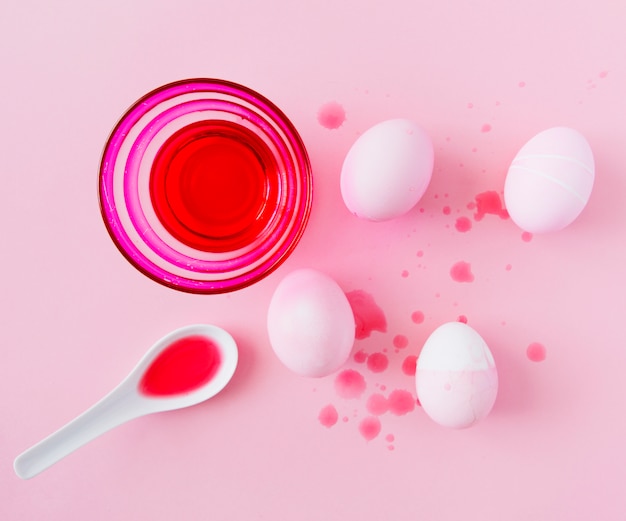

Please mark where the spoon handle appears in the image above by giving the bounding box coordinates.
[14,385,142,479]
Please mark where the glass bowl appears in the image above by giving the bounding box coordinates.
[98,79,313,293]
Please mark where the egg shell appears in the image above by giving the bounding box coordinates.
[504,127,595,233]
[340,118,434,221]
[416,322,497,429]
[267,269,355,377]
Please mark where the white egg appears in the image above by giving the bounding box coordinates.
[504,127,595,233]
[267,269,355,377]
[416,322,498,429]
[340,119,434,221]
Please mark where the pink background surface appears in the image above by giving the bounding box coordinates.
[2,0,626,518]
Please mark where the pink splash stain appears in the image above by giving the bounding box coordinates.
[518,81,526,88]
[443,206,451,215]
[450,261,474,283]
[346,290,387,339]
[401,270,409,278]
[335,369,366,399]
[599,71,608,79]
[393,334,409,349]
[386,434,395,442]
[318,405,339,428]
[481,123,492,133]
[455,216,472,232]
[458,315,468,324]
[366,352,389,373]
[388,390,416,415]
[401,355,417,376]
[353,350,367,363]
[366,393,389,415]
[521,231,533,242]
[474,191,509,221]
[527,342,547,362]
[411,310,425,324]
[317,101,346,129]
[359,416,381,441]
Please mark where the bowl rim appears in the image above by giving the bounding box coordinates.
[98,78,312,294]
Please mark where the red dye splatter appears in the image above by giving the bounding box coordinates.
[443,206,451,215]
[317,101,346,129]
[401,270,409,278]
[393,334,409,349]
[416,250,424,257]
[450,261,474,283]
[386,434,395,442]
[353,350,367,363]
[527,342,547,362]
[366,393,389,415]
[388,390,416,415]
[474,191,509,221]
[455,216,472,232]
[458,315,468,324]
[359,416,381,441]
[521,231,533,242]
[367,352,389,373]
[411,311,424,324]
[346,290,387,339]
[335,369,366,399]
[401,355,417,376]
[481,123,492,133]
[318,405,339,427]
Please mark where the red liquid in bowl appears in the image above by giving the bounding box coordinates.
[149,120,281,253]
[139,335,222,397]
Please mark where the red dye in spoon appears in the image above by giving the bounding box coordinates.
[139,335,222,396]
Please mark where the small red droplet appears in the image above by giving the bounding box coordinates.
[411,311,425,324]
[358,416,381,441]
[353,350,367,363]
[318,405,339,428]
[527,342,547,362]
[317,101,346,129]
[401,355,417,376]
[367,352,389,373]
[455,216,472,232]
[450,261,474,283]
[393,334,409,349]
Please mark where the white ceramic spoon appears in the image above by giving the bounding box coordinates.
[14,324,238,479]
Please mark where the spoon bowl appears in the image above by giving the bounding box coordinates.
[14,324,238,480]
